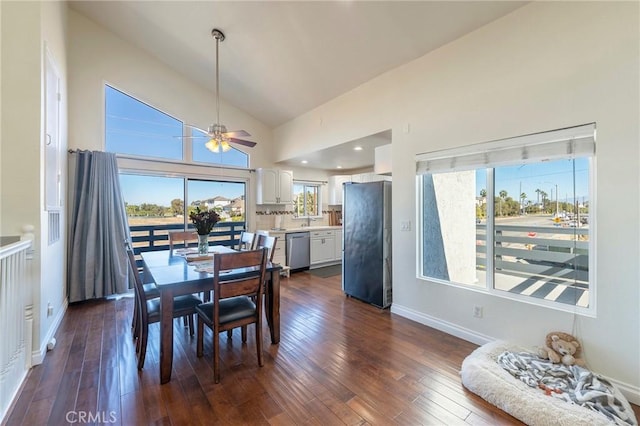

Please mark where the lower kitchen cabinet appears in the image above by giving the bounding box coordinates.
[310,230,342,266]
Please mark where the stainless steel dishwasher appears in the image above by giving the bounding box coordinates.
[286,232,310,271]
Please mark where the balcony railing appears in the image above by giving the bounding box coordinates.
[475,223,589,307]
[129,221,246,254]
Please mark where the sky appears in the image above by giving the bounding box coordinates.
[476,158,590,203]
[106,85,248,206]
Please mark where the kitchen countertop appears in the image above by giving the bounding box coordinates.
[258,226,342,234]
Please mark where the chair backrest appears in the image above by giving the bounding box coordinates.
[168,231,198,251]
[237,231,256,251]
[255,234,278,263]
[213,249,268,304]
[125,244,148,318]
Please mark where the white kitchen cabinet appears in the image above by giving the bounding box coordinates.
[256,168,293,204]
[310,230,335,265]
[328,175,351,205]
[334,229,342,261]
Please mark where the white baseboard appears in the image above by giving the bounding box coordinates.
[391,302,640,406]
[31,298,68,366]
[609,378,640,406]
[391,303,495,346]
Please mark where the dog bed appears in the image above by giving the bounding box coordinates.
[460,340,637,426]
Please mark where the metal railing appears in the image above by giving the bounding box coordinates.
[476,224,589,305]
[129,221,246,254]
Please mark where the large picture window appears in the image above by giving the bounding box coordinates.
[120,173,247,252]
[105,84,249,168]
[417,124,595,312]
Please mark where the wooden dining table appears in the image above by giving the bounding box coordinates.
[141,246,282,384]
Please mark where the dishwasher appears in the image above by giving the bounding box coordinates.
[286,232,310,271]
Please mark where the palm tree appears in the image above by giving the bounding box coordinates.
[480,189,487,198]
[499,190,507,216]
[520,192,527,215]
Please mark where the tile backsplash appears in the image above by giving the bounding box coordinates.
[254,207,342,230]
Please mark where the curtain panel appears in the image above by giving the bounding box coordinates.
[68,151,130,302]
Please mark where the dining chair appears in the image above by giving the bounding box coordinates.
[255,234,278,263]
[168,230,198,252]
[236,231,256,251]
[195,248,268,383]
[126,245,202,369]
[126,241,160,339]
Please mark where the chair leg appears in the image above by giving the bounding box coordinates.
[241,325,247,343]
[213,329,221,383]
[183,316,188,327]
[188,315,195,336]
[256,321,264,367]
[196,317,204,357]
[137,322,148,370]
[226,329,232,339]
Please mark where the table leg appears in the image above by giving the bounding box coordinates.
[266,270,280,344]
[159,289,174,384]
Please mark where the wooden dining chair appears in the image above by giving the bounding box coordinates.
[236,231,256,251]
[168,230,198,252]
[126,245,202,370]
[195,248,268,383]
[255,234,278,263]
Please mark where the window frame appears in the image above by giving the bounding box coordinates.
[292,181,323,219]
[416,125,596,316]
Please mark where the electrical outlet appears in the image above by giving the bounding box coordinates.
[473,306,483,318]
[400,221,411,231]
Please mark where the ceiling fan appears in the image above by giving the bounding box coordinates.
[184,28,257,153]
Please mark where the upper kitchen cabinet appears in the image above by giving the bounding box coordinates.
[256,168,293,204]
[328,175,352,205]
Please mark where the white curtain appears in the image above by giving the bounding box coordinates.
[67,151,130,302]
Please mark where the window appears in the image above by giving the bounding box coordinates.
[417,124,595,311]
[293,182,320,218]
[105,85,183,160]
[105,84,249,168]
[120,173,247,252]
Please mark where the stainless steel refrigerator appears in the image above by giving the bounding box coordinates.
[342,181,392,308]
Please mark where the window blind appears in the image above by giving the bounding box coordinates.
[416,123,596,175]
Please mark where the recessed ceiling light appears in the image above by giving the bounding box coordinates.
[337,165,343,169]
[354,146,363,151]
[301,160,308,164]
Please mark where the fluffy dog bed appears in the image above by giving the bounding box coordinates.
[460,340,637,426]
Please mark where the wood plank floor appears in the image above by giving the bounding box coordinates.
[5,271,639,425]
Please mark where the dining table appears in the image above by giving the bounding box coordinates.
[141,246,282,384]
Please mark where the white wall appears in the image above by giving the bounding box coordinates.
[274,2,640,402]
[67,10,273,165]
[0,1,68,366]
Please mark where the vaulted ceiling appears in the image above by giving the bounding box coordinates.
[69,1,526,128]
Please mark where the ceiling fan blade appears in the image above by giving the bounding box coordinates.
[229,138,257,147]
[223,129,251,138]
[185,123,211,135]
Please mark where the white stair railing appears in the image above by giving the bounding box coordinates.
[0,237,32,421]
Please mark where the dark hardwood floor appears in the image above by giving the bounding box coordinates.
[5,271,639,425]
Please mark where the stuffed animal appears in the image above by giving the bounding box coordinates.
[537,332,585,366]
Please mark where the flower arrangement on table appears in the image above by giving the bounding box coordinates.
[189,206,220,254]
[189,206,221,235]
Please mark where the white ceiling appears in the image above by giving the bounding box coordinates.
[69,0,526,171]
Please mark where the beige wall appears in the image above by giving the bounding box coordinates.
[0,0,68,364]
[275,2,640,402]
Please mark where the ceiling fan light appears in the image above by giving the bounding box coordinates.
[220,140,232,152]
[206,139,220,153]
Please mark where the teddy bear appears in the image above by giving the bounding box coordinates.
[537,331,585,366]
